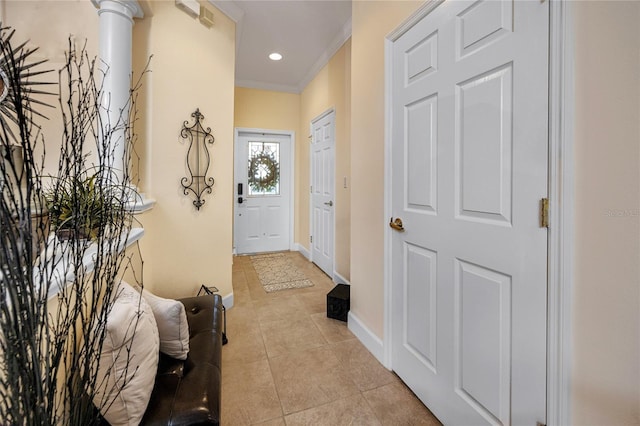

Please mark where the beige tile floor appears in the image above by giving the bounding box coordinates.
[222,252,442,426]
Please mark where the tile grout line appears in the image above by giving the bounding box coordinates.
[228,252,410,425]
[245,261,286,425]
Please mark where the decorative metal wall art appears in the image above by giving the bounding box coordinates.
[180,108,215,210]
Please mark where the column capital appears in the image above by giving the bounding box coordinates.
[91,0,144,21]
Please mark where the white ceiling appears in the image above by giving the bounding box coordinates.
[210,0,352,93]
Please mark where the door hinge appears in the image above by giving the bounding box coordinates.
[310,185,313,193]
[540,198,549,228]
[310,235,313,243]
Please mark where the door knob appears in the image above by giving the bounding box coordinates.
[389,217,405,232]
[324,201,334,207]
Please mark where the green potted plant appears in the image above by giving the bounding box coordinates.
[45,171,127,241]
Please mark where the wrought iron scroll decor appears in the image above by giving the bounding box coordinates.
[180,108,215,210]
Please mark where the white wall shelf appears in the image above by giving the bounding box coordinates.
[34,227,145,300]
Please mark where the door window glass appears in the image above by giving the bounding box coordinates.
[248,141,280,196]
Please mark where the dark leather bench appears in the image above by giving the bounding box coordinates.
[141,294,223,425]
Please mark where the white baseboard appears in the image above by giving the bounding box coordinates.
[348,311,385,366]
[222,291,234,309]
[293,243,311,260]
[334,271,350,285]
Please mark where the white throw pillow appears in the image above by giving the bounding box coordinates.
[141,288,190,360]
[93,281,159,426]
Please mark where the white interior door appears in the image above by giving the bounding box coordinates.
[390,1,549,425]
[235,131,291,254]
[310,110,335,277]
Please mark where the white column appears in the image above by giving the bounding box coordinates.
[91,0,143,184]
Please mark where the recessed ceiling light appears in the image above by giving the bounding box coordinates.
[269,52,283,61]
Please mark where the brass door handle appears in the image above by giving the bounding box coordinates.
[389,217,405,232]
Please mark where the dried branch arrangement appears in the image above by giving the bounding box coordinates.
[0,27,147,425]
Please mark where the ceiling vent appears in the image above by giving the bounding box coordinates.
[199,5,214,27]
[175,0,199,17]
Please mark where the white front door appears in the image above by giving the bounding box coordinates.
[234,131,292,254]
[390,1,548,425]
[310,110,335,277]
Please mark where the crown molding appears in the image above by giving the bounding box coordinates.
[297,16,352,93]
[209,0,351,95]
[235,79,299,95]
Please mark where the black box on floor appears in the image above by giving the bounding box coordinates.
[327,284,350,322]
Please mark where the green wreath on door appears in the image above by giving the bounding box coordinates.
[248,151,279,193]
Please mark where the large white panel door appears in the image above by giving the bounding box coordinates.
[390,1,549,425]
[235,131,291,254]
[310,110,335,277]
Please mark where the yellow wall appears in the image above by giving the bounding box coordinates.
[3,0,98,63]
[0,0,99,61]
[350,0,422,336]
[572,2,640,423]
[3,0,99,175]
[234,87,300,132]
[133,1,236,299]
[299,39,352,280]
